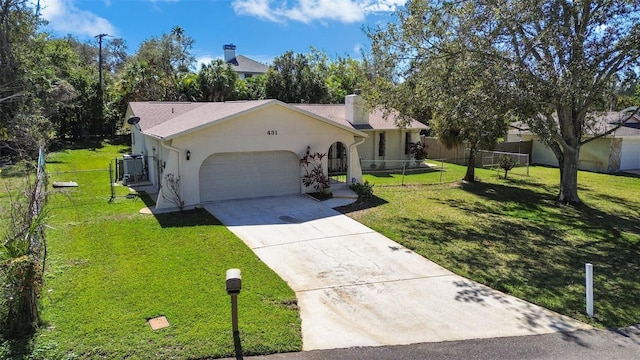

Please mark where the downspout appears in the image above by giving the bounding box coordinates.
[348,136,367,184]
[131,122,146,155]
[160,141,182,206]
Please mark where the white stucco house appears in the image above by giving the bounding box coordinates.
[124,94,426,210]
[506,109,640,173]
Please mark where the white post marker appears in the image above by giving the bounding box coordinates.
[585,263,594,317]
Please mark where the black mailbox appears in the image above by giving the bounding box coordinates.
[225,268,242,294]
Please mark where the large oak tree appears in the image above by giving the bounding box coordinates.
[365,0,640,203]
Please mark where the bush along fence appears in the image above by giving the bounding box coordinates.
[0,146,48,340]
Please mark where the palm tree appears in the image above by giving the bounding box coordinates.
[198,59,237,102]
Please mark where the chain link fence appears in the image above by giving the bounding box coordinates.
[360,159,466,186]
[360,154,530,187]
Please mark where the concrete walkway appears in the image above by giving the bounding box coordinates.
[203,195,590,351]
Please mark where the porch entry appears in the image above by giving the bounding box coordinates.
[328,141,347,184]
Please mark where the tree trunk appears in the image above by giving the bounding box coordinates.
[464,146,476,182]
[558,145,581,204]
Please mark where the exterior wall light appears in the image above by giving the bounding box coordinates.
[186,150,191,161]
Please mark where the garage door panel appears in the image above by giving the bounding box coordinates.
[620,139,640,170]
[199,151,300,202]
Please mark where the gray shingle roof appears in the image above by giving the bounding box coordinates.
[128,102,206,131]
[227,55,269,75]
[509,111,640,137]
[293,104,428,131]
[141,100,274,139]
[127,100,371,140]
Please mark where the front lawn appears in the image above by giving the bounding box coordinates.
[24,140,301,359]
[346,164,640,328]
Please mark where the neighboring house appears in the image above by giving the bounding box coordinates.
[223,44,269,79]
[295,95,427,172]
[506,109,640,173]
[124,94,426,210]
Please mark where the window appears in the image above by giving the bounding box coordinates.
[405,133,411,155]
[378,133,386,156]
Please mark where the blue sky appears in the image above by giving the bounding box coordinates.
[38,0,404,68]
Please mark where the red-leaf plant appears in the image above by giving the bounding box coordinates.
[300,151,330,193]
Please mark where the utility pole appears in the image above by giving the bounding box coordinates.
[95,34,109,135]
[95,33,109,95]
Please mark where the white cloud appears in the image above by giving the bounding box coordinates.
[232,0,282,23]
[232,0,405,24]
[39,0,116,37]
[195,56,217,70]
[363,0,404,12]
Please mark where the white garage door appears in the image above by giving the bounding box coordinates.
[199,151,300,202]
[620,138,640,170]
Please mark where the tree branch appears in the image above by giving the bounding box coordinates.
[581,107,640,146]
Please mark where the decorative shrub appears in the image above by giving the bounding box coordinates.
[300,151,330,193]
[410,142,428,160]
[498,155,518,179]
[350,180,374,200]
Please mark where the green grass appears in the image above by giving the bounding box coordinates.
[362,162,467,186]
[17,140,301,359]
[344,163,640,328]
[4,142,638,357]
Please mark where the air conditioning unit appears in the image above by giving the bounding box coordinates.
[122,154,144,183]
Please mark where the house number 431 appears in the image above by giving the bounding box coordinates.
[267,130,278,135]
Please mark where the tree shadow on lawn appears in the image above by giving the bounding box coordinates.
[393,181,640,328]
[137,192,223,228]
[456,181,640,241]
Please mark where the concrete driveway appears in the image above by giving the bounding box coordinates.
[203,195,590,351]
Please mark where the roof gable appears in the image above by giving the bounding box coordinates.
[142,100,273,139]
[129,100,368,140]
[227,55,269,74]
[609,111,640,136]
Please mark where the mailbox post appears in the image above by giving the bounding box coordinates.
[225,269,242,333]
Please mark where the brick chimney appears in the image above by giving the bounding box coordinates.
[345,90,369,125]
[223,44,236,62]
